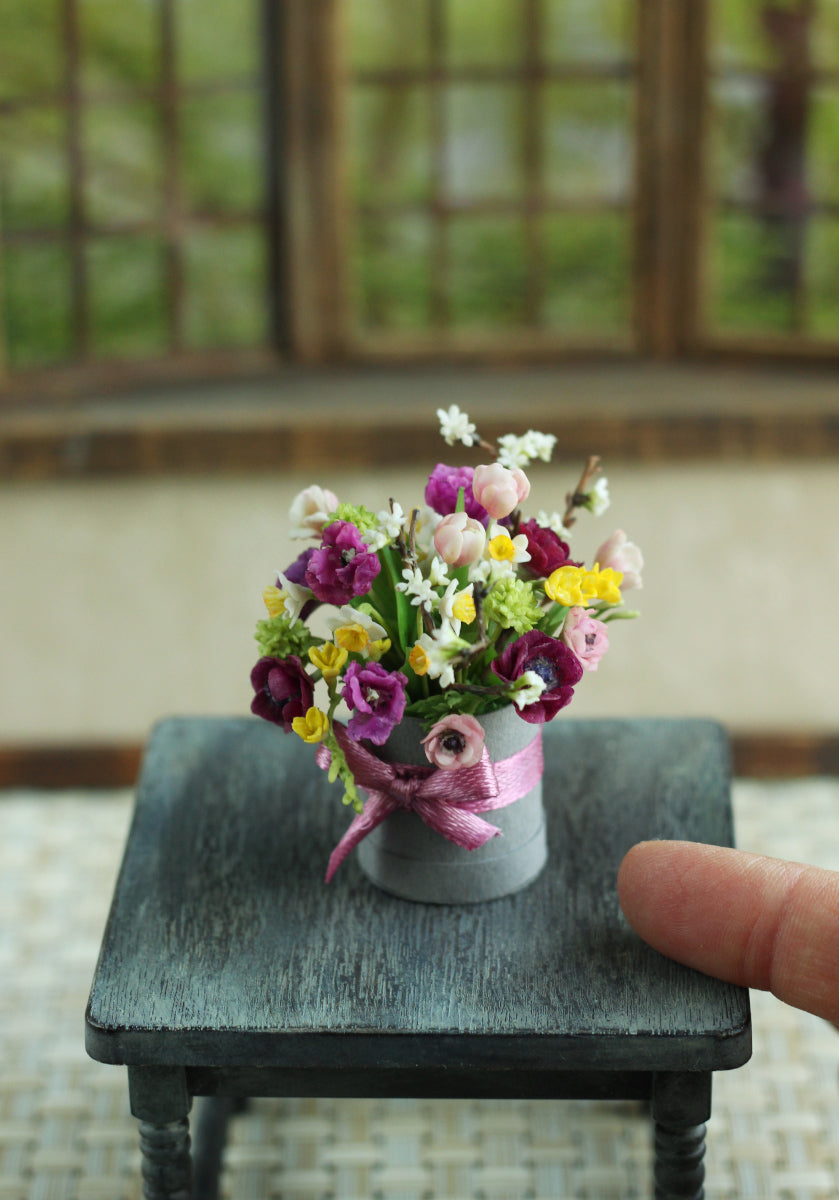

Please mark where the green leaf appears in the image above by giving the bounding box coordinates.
[537,602,568,636]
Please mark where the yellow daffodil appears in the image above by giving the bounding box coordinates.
[333,623,370,655]
[368,637,392,662]
[292,707,329,744]
[488,533,516,562]
[409,642,430,676]
[262,585,285,617]
[545,565,586,607]
[451,591,476,625]
[582,563,623,606]
[308,643,348,679]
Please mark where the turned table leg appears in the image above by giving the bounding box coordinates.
[129,1067,192,1200]
[651,1071,712,1200]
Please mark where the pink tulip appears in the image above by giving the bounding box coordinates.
[422,714,485,770]
[472,463,530,520]
[595,529,643,590]
[433,512,486,567]
[561,608,610,672]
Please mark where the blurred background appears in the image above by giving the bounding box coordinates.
[1,0,838,776]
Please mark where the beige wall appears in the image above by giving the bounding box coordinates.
[3,458,838,741]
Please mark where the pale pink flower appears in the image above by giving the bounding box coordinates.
[433,511,486,567]
[595,529,643,590]
[288,485,339,540]
[422,714,485,770]
[561,608,610,672]
[472,463,530,520]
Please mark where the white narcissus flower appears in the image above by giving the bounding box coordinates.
[288,485,339,539]
[437,404,477,447]
[413,623,467,689]
[486,522,531,566]
[396,566,437,611]
[436,579,475,635]
[324,605,387,643]
[275,571,314,626]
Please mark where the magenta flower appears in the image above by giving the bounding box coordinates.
[492,630,583,723]
[422,714,485,770]
[341,661,408,745]
[519,518,577,578]
[305,520,381,606]
[250,655,314,732]
[425,463,490,524]
[561,607,610,672]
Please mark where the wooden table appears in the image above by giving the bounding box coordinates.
[85,716,751,1200]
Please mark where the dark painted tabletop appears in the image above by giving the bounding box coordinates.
[86,716,751,1072]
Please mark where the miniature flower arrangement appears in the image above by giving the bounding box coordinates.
[250,406,641,895]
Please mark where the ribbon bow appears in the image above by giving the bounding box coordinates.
[316,723,542,883]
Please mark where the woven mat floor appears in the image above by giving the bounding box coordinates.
[1,779,838,1200]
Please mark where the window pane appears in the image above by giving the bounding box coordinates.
[183,226,267,348]
[83,102,162,225]
[347,0,429,71]
[543,0,634,64]
[181,93,263,213]
[543,81,633,201]
[448,216,528,327]
[807,218,839,337]
[810,86,839,205]
[811,0,839,71]
[177,0,260,83]
[353,216,431,330]
[87,237,167,358]
[0,108,69,231]
[79,0,158,92]
[349,87,431,207]
[708,77,765,206]
[2,243,73,368]
[707,213,796,333]
[444,86,524,201]
[447,0,525,69]
[542,213,630,332]
[0,0,63,101]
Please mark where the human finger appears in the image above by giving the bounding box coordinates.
[617,840,839,1025]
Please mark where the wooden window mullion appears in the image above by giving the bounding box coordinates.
[159,0,185,353]
[429,0,450,330]
[523,0,544,327]
[63,0,88,359]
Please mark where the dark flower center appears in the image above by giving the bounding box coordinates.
[527,655,557,688]
[585,633,597,647]
[441,731,466,754]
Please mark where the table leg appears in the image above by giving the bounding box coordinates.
[651,1071,712,1200]
[129,1066,192,1200]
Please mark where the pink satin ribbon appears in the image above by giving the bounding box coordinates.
[316,723,543,883]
